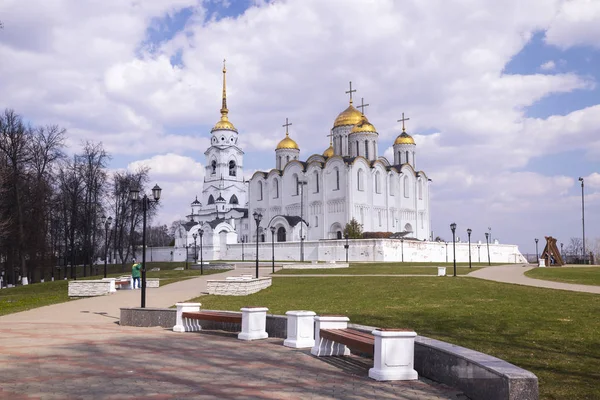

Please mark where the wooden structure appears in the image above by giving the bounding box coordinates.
[541,236,564,266]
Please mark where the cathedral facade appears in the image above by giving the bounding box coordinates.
[248,93,431,244]
[176,68,431,253]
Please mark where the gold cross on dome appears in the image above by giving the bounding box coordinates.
[345,81,357,104]
[282,117,292,134]
[357,97,369,115]
[397,112,410,132]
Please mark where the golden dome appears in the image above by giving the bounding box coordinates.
[212,119,237,132]
[323,145,334,157]
[394,132,415,145]
[350,116,377,134]
[333,104,364,128]
[276,133,299,150]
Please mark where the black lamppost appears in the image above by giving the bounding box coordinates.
[298,179,308,262]
[253,211,262,278]
[192,233,198,263]
[401,238,404,262]
[579,177,586,264]
[129,184,162,308]
[270,226,276,273]
[101,215,113,278]
[535,238,539,265]
[344,233,349,263]
[467,228,472,269]
[199,229,204,275]
[185,243,189,270]
[485,232,491,266]
[241,237,245,261]
[450,223,457,277]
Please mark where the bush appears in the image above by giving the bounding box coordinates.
[362,232,394,239]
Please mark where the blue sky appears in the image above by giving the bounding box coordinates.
[1,0,599,255]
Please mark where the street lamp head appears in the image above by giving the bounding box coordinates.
[107,216,113,227]
[270,226,276,234]
[535,238,538,243]
[450,222,456,233]
[101,215,107,224]
[129,186,140,201]
[579,177,584,182]
[253,211,263,224]
[152,184,162,201]
[199,229,204,237]
[485,232,489,240]
[467,228,472,235]
[192,233,197,239]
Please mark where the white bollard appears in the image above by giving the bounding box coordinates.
[437,267,446,276]
[238,307,269,341]
[173,303,202,332]
[368,329,418,381]
[284,310,316,348]
[311,315,351,356]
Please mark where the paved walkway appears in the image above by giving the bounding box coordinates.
[468,264,600,294]
[0,266,465,399]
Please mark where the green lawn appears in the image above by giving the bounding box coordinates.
[275,261,484,275]
[193,276,600,400]
[0,262,224,316]
[525,267,600,286]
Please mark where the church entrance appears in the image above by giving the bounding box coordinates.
[277,227,286,242]
[337,231,342,239]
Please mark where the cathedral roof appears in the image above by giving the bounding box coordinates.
[333,103,364,128]
[211,61,238,133]
[394,132,415,145]
[282,215,306,227]
[207,218,226,229]
[276,132,299,150]
[350,116,377,134]
[191,196,201,205]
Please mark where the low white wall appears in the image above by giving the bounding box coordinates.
[207,277,272,296]
[153,239,525,264]
[68,280,112,297]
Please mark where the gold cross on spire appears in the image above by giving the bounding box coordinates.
[345,81,356,105]
[397,112,410,133]
[282,117,292,135]
[357,97,369,115]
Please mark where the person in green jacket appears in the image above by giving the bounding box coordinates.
[131,260,141,289]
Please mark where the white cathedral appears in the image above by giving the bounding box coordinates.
[174,64,431,254]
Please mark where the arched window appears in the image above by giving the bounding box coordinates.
[211,160,217,175]
[357,169,364,191]
[208,194,215,204]
[405,151,409,164]
[314,171,319,193]
[229,160,236,176]
[335,168,340,190]
[403,176,409,198]
[273,179,279,198]
[286,155,290,163]
[230,194,238,204]
[365,140,369,159]
[258,181,263,201]
[356,141,359,157]
[398,152,401,164]
[315,216,319,227]
[277,227,286,242]
[375,171,381,194]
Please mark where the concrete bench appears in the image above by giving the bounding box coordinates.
[173,303,269,341]
[311,315,418,381]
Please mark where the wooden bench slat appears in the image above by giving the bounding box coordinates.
[182,311,242,324]
[321,328,374,355]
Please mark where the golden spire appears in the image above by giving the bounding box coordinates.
[211,59,237,132]
[221,59,228,119]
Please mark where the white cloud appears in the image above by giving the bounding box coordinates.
[540,60,556,70]
[545,0,600,49]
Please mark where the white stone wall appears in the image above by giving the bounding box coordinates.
[68,280,112,297]
[206,277,272,296]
